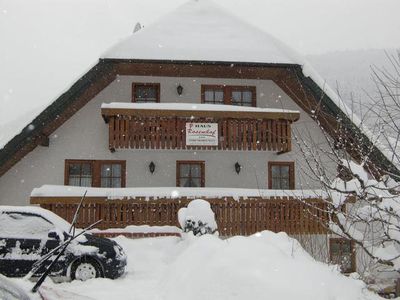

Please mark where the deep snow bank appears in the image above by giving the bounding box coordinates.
[13,232,381,300]
[161,231,379,300]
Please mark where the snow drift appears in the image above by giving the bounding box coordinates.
[160,232,379,300]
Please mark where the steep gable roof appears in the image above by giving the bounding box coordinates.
[103,0,294,64]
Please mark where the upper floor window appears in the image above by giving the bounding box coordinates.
[202,85,224,104]
[201,85,256,107]
[268,161,294,189]
[231,87,254,106]
[132,83,160,103]
[176,161,205,187]
[65,160,126,188]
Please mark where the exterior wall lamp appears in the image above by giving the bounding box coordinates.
[149,161,155,174]
[177,84,183,96]
[235,162,241,174]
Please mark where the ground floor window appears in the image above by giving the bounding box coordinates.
[65,160,126,188]
[176,161,205,187]
[268,161,295,189]
[329,238,355,273]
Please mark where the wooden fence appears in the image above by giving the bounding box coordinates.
[31,196,329,236]
[106,116,292,153]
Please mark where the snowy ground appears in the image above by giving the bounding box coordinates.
[11,232,382,300]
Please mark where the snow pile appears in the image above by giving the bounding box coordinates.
[0,206,72,234]
[9,232,381,300]
[90,225,181,234]
[160,232,378,300]
[178,199,217,236]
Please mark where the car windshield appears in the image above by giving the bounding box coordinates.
[0,207,76,237]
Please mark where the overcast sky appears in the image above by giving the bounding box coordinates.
[0,0,400,146]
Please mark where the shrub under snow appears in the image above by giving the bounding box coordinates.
[178,199,218,236]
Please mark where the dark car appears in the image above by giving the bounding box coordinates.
[0,206,127,281]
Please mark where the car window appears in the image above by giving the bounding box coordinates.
[0,212,54,238]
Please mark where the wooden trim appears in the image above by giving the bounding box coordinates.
[329,238,356,273]
[201,84,256,106]
[101,107,299,121]
[65,159,126,187]
[268,161,295,189]
[176,160,205,187]
[132,82,160,103]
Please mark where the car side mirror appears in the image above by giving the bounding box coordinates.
[48,230,61,241]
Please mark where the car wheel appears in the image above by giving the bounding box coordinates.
[71,258,102,281]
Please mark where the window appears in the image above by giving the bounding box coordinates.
[132,83,160,103]
[100,163,122,188]
[176,161,205,187]
[329,238,355,273]
[268,162,295,189]
[202,85,225,104]
[201,85,256,107]
[231,87,253,106]
[67,161,92,187]
[65,160,126,187]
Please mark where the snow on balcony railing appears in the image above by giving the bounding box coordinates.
[31,185,326,201]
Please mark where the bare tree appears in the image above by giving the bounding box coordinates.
[294,51,400,283]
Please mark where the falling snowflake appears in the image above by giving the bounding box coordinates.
[171,190,179,198]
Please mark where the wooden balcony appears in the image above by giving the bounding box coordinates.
[31,195,328,235]
[101,103,300,152]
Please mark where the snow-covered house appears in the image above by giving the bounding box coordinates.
[0,0,397,276]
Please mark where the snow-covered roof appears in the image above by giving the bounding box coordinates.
[103,0,295,64]
[31,185,326,201]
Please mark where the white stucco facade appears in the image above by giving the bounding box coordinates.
[0,75,336,206]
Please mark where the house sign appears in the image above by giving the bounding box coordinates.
[186,123,218,146]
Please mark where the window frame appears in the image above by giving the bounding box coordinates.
[201,85,256,107]
[131,82,160,103]
[65,159,126,187]
[329,238,356,273]
[268,161,295,190]
[176,160,205,187]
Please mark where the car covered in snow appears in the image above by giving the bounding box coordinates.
[0,206,126,281]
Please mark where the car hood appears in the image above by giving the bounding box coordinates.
[81,233,117,247]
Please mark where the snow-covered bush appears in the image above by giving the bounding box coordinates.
[178,199,218,236]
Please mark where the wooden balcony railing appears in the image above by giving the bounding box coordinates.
[31,196,328,235]
[101,105,300,153]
